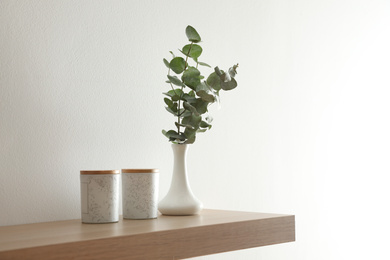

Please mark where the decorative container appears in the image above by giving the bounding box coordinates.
[158,144,203,215]
[121,169,159,219]
[80,170,120,223]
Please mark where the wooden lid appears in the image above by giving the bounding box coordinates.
[80,170,120,175]
[121,169,159,173]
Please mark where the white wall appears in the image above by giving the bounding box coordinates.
[1,0,389,259]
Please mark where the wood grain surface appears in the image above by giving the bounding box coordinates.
[0,209,295,259]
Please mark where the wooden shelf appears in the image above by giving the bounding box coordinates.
[0,209,295,259]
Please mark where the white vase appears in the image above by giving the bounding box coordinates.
[158,144,203,215]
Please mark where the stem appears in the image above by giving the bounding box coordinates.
[167,67,180,134]
[184,43,193,71]
[167,68,178,96]
[177,42,193,137]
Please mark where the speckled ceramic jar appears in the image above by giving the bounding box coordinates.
[121,169,159,219]
[80,170,120,223]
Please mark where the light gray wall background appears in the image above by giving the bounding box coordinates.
[1,0,389,259]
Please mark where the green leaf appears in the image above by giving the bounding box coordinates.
[162,129,169,138]
[195,82,215,103]
[175,122,195,130]
[196,128,208,133]
[184,134,196,144]
[221,77,238,91]
[200,121,211,129]
[170,57,186,74]
[164,98,173,107]
[163,130,186,141]
[194,99,209,114]
[167,75,183,86]
[163,89,183,101]
[197,90,215,102]
[171,102,178,112]
[181,116,190,125]
[184,128,196,144]
[183,101,199,115]
[206,72,222,91]
[214,66,223,76]
[163,58,170,69]
[182,67,201,90]
[181,113,202,129]
[198,61,211,68]
[180,110,192,118]
[163,88,183,98]
[185,25,201,43]
[182,93,197,103]
[182,44,202,59]
[165,107,178,116]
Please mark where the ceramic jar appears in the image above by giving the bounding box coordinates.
[121,169,159,219]
[80,170,120,223]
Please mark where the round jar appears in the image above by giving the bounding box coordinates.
[121,169,159,219]
[80,170,120,223]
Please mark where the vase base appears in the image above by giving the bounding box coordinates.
[159,209,203,216]
[158,202,203,216]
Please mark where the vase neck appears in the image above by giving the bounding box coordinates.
[170,144,191,190]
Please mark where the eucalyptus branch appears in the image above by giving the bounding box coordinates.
[162,25,239,144]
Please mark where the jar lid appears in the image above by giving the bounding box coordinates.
[121,169,159,173]
[80,170,120,175]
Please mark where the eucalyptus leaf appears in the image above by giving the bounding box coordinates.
[163,58,170,69]
[206,72,221,91]
[171,102,178,112]
[162,129,168,137]
[184,128,196,144]
[194,99,208,114]
[165,107,178,116]
[175,122,195,130]
[163,130,186,140]
[200,121,211,129]
[163,130,176,138]
[214,66,223,76]
[184,135,196,144]
[180,110,192,118]
[198,61,211,68]
[163,88,183,98]
[183,101,199,115]
[182,93,197,103]
[197,90,215,103]
[167,75,183,86]
[164,98,173,107]
[181,113,201,128]
[221,77,238,91]
[182,67,201,90]
[185,25,201,43]
[196,128,208,133]
[170,57,186,74]
[182,44,202,59]
[181,116,190,125]
[195,82,216,103]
